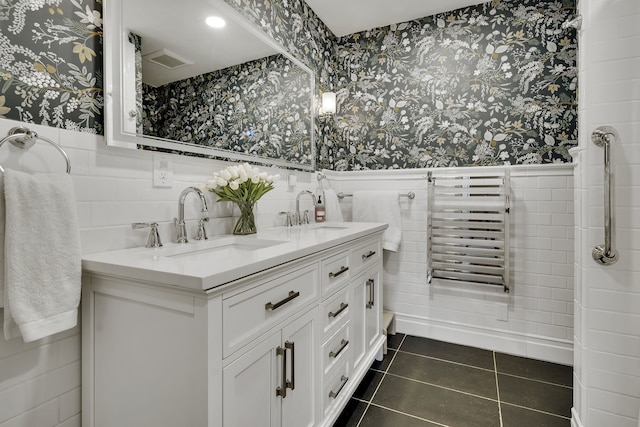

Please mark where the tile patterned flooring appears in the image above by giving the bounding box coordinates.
[333,334,573,427]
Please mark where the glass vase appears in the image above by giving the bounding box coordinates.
[233,201,257,235]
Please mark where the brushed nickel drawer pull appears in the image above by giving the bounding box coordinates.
[329,375,349,399]
[285,341,295,391]
[362,250,376,260]
[329,266,349,278]
[275,345,287,398]
[328,302,348,318]
[366,279,374,309]
[329,339,349,358]
[265,290,300,311]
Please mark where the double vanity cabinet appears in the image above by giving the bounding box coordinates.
[81,222,387,427]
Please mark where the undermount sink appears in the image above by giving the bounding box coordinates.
[308,223,350,230]
[156,236,286,259]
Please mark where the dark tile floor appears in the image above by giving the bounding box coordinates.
[333,334,573,427]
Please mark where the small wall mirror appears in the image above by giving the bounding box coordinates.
[104,0,316,170]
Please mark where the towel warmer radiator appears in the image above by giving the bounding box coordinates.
[427,171,511,293]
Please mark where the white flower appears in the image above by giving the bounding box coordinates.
[206,179,218,190]
[229,166,240,179]
[251,175,260,184]
[219,169,232,181]
[229,180,240,190]
[216,177,228,187]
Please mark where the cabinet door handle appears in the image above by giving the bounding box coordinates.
[329,266,349,278]
[328,302,348,318]
[265,290,300,311]
[362,250,376,260]
[328,375,349,399]
[366,279,375,309]
[285,341,295,391]
[276,345,287,398]
[329,339,349,358]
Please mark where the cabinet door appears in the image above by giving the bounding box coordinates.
[364,267,382,349]
[223,331,282,427]
[281,308,317,427]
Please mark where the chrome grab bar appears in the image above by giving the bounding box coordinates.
[591,126,619,266]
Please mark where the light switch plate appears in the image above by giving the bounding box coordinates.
[153,154,173,187]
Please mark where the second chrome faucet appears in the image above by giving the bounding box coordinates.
[175,186,208,243]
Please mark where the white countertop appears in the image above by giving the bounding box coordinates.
[82,222,387,291]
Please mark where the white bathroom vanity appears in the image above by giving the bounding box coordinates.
[81,222,386,427]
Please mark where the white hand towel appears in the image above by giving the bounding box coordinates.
[3,170,81,342]
[323,189,344,222]
[352,190,402,252]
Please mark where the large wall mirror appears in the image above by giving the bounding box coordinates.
[104,0,316,170]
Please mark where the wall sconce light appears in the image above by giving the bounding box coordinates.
[320,92,336,115]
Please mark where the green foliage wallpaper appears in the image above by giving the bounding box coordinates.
[0,0,577,170]
[0,0,103,133]
[331,0,577,170]
[143,54,314,166]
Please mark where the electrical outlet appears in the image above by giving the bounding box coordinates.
[496,302,508,322]
[153,154,173,187]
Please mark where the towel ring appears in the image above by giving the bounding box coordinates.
[0,127,71,174]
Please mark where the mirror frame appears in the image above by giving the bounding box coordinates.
[103,0,316,171]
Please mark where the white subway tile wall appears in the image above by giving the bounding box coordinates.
[322,165,574,364]
[573,0,640,426]
[0,117,317,427]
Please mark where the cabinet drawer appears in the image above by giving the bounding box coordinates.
[322,322,350,374]
[323,357,351,416]
[321,250,350,296]
[321,289,350,338]
[349,238,382,276]
[222,264,318,358]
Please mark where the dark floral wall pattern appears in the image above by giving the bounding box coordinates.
[143,54,314,165]
[0,0,577,171]
[0,0,103,133]
[331,0,577,170]
[222,0,339,169]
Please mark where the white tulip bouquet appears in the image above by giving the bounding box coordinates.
[204,163,280,234]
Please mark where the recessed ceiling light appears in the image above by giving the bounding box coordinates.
[206,16,226,29]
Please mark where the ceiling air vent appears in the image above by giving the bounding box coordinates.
[143,49,193,69]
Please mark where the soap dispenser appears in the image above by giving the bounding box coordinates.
[315,194,326,222]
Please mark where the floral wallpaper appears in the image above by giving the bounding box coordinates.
[221,0,338,169]
[331,0,578,170]
[143,53,314,165]
[0,0,577,171]
[0,0,103,133]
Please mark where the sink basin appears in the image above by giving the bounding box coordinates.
[156,236,286,259]
[308,223,350,230]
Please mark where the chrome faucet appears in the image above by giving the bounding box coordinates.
[295,190,316,225]
[175,186,208,243]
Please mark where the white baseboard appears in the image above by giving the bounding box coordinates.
[571,408,583,427]
[396,313,573,365]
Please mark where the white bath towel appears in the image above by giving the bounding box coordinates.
[3,169,81,342]
[323,189,344,222]
[352,190,402,252]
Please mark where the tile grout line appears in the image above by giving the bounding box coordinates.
[366,402,449,427]
[381,371,500,403]
[497,371,573,389]
[396,347,572,389]
[494,351,504,427]
[355,334,406,427]
[500,401,573,421]
[395,348,496,373]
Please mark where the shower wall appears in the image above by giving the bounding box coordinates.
[323,164,574,364]
[573,0,640,425]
